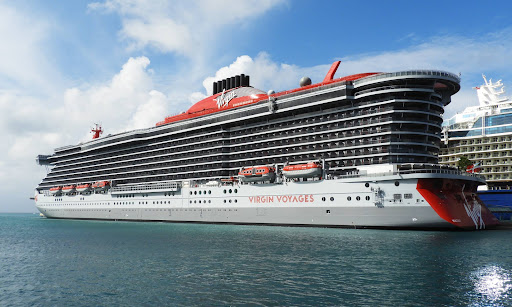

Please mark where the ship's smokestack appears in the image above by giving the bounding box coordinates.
[212,74,251,95]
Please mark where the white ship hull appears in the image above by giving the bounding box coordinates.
[35,172,496,229]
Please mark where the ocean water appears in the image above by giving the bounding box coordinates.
[1,214,511,307]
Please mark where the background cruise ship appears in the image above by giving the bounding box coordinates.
[34,61,499,229]
[440,75,512,220]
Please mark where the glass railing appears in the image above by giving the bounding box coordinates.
[111,181,181,193]
[354,70,460,85]
[338,168,485,180]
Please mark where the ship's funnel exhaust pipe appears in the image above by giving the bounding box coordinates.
[212,74,251,95]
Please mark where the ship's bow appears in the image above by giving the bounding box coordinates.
[417,178,499,229]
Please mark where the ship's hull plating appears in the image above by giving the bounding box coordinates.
[477,190,512,220]
[35,175,499,230]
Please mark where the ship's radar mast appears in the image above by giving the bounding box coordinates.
[475,74,508,107]
[91,123,103,139]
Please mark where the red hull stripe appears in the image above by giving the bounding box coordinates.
[416,179,499,229]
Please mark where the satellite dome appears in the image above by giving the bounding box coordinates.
[300,77,312,87]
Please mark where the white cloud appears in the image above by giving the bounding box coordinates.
[0,3,61,95]
[0,56,172,212]
[60,56,161,138]
[199,31,512,118]
[188,92,207,104]
[124,90,168,131]
[201,53,329,96]
[88,0,287,56]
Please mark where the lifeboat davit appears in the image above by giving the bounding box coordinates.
[282,162,322,178]
[238,166,276,182]
[62,185,76,194]
[76,184,91,193]
[92,181,110,191]
[49,186,62,195]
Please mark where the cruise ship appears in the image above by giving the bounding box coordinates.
[440,75,512,220]
[34,61,499,229]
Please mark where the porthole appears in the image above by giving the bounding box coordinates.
[198,200,201,204]
[194,200,197,204]
[330,197,334,201]
[229,189,232,193]
[356,196,361,201]
[224,199,227,203]
[208,200,211,203]
[347,196,351,201]
[234,199,237,203]
[208,191,211,194]
[223,189,227,194]
[204,190,207,195]
[234,189,238,193]
[394,181,400,187]
[365,196,370,201]
[229,199,232,203]
[322,197,326,201]
[190,191,192,195]
[199,191,202,195]
[365,183,370,188]
[194,191,197,195]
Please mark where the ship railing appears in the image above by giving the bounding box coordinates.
[111,181,181,194]
[337,168,485,180]
[354,84,435,97]
[275,81,350,101]
[354,70,460,86]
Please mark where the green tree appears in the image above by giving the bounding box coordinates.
[457,156,473,171]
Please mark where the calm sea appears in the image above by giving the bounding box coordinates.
[0,213,511,307]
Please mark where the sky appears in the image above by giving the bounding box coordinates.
[1,0,512,212]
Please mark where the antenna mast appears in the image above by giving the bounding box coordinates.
[91,123,103,139]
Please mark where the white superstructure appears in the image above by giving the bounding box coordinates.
[441,75,512,189]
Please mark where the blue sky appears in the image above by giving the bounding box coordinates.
[1,0,512,212]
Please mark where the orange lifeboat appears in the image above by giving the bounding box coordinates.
[62,185,76,194]
[238,166,276,183]
[282,162,322,178]
[92,181,110,191]
[49,186,62,195]
[76,184,91,193]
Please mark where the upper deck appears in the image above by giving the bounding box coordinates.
[38,63,461,190]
